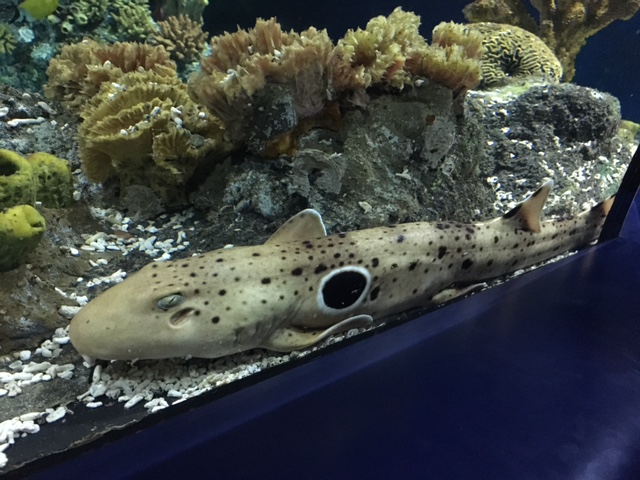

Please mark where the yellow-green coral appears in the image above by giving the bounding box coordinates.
[468,22,563,87]
[27,153,74,208]
[79,71,230,206]
[162,0,209,21]
[463,0,640,81]
[0,150,36,210]
[152,15,208,63]
[0,23,17,55]
[67,0,107,27]
[0,205,46,272]
[45,40,176,111]
[329,9,483,94]
[113,0,156,41]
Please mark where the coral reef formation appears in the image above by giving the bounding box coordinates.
[113,0,156,41]
[468,22,563,87]
[152,14,208,64]
[160,0,209,21]
[79,71,229,206]
[0,23,17,55]
[0,205,46,272]
[330,10,483,95]
[463,0,640,81]
[45,40,176,111]
[0,149,37,210]
[189,8,482,147]
[27,152,74,208]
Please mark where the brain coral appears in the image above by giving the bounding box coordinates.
[468,22,563,87]
[79,71,230,206]
[45,40,176,111]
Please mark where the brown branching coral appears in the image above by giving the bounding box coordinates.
[0,23,17,55]
[152,14,208,64]
[79,71,230,206]
[188,18,333,143]
[330,9,483,96]
[463,0,640,81]
[45,40,177,111]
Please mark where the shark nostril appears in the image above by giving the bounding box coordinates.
[170,308,195,327]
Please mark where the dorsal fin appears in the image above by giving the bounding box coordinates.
[501,180,553,233]
[266,209,327,244]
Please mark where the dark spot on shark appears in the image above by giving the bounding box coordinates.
[211,316,220,324]
[292,267,303,276]
[181,263,189,268]
[397,235,405,243]
[438,246,447,259]
[334,253,341,259]
[216,258,224,263]
[261,299,267,304]
[466,227,475,234]
[204,301,209,305]
[494,236,499,243]
[455,236,460,241]
[457,247,463,253]
[152,264,158,269]
[513,243,519,249]
[195,289,200,294]
[461,259,473,270]
[349,253,355,259]
[409,261,418,271]
[152,273,158,278]
[487,259,494,266]
[315,264,328,274]
[371,258,380,267]
[465,234,472,240]
[436,223,445,230]
[261,277,271,284]
[190,272,197,277]
[338,233,347,238]
[219,289,226,296]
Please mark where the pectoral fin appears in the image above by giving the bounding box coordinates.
[431,283,486,305]
[261,314,373,351]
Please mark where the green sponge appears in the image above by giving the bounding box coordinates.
[27,152,74,208]
[0,205,46,272]
[0,149,36,210]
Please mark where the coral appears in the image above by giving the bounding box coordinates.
[0,205,46,272]
[161,0,209,21]
[113,0,156,41]
[467,22,563,87]
[27,153,74,208]
[0,23,17,55]
[45,40,176,111]
[329,9,483,95]
[66,0,108,27]
[152,14,208,64]
[79,71,230,206]
[463,0,640,81]
[189,18,333,143]
[0,149,36,210]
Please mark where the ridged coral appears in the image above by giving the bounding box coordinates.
[189,18,333,143]
[0,205,46,272]
[468,22,563,87]
[0,149,36,210]
[463,0,640,81]
[0,23,17,55]
[45,40,176,111]
[152,14,208,63]
[79,71,230,206]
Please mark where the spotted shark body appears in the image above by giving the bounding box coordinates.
[70,181,613,361]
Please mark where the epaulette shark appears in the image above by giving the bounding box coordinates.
[70,181,614,361]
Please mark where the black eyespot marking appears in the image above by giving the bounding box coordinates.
[152,264,158,269]
[371,258,379,268]
[261,277,271,284]
[494,236,499,243]
[204,301,209,305]
[409,261,418,271]
[261,299,267,304]
[181,263,189,268]
[211,316,220,324]
[292,267,303,276]
[461,259,473,270]
[216,258,224,263]
[190,272,196,277]
[397,235,405,243]
[219,289,226,296]
[315,264,328,274]
[334,253,341,259]
[438,246,447,259]
[321,270,368,310]
[513,243,519,249]
[368,285,380,301]
[252,252,260,257]
[195,288,200,294]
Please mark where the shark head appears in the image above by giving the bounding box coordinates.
[69,247,302,361]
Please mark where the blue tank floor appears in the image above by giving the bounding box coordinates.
[25,188,640,479]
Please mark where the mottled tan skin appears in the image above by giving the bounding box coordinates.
[70,181,612,361]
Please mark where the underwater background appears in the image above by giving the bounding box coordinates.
[0,0,639,473]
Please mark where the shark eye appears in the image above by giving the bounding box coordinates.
[157,293,184,311]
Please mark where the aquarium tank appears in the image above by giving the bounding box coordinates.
[0,0,639,475]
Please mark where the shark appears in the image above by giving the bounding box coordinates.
[69,180,613,361]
